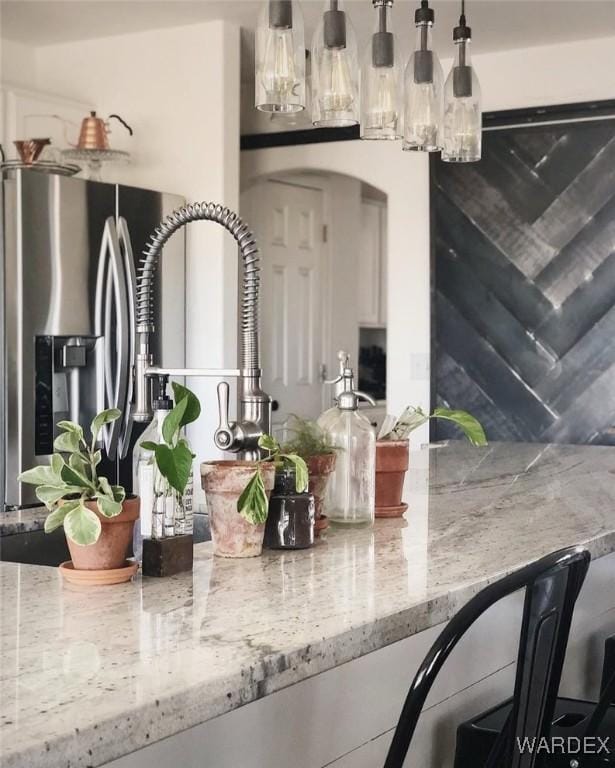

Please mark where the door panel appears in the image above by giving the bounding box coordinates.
[357,200,383,326]
[247,180,324,426]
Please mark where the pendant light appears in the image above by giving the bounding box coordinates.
[403,0,443,152]
[442,0,482,162]
[311,0,359,128]
[255,0,306,113]
[361,0,402,140]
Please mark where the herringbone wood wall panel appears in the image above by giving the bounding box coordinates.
[433,120,615,444]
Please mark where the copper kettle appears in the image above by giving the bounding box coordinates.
[76,111,133,151]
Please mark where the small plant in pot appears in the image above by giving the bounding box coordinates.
[18,409,139,583]
[376,407,487,518]
[201,434,308,559]
[280,415,338,535]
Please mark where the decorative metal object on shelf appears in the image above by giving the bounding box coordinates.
[62,111,133,180]
[253,0,482,162]
[0,159,81,177]
[0,141,81,177]
[14,138,50,164]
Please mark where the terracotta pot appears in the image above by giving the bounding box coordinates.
[306,453,337,535]
[375,440,409,518]
[201,461,276,558]
[65,496,140,571]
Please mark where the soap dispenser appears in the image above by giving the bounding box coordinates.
[317,355,376,526]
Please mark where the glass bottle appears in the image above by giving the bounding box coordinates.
[403,0,443,152]
[264,468,315,549]
[318,390,376,526]
[311,0,359,127]
[132,389,172,558]
[442,22,481,162]
[181,465,194,535]
[255,0,306,113]
[152,466,175,539]
[137,377,174,543]
[361,0,402,140]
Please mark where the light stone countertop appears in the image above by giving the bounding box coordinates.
[2,441,615,768]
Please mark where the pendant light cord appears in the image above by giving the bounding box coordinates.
[460,0,466,26]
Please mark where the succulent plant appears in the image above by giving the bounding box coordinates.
[18,409,126,546]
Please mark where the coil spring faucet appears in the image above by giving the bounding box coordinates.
[133,202,271,460]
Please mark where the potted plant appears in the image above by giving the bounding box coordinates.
[280,415,337,535]
[18,409,139,583]
[140,382,200,539]
[376,407,487,518]
[201,434,308,558]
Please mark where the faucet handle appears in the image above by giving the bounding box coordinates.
[214,381,235,451]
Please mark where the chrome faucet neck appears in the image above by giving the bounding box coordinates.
[133,202,271,459]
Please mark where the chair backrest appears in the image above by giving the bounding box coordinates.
[383,546,591,768]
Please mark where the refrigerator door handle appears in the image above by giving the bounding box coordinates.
[94,217,128,461]
[117,216,136,460]
[94,218,115,454]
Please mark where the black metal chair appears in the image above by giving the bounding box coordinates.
[383,546,591,768]
[455,637,615,767]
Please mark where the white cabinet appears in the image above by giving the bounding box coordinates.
[357,199,387,327]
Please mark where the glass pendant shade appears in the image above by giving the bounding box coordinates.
[361,2,402,140]
[403,1,443,152]
[311,0,359,128]
[442,35,482,162]
[255,0,306,113]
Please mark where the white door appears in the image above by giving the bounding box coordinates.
[357,200,384,326]
[244,179,325,427]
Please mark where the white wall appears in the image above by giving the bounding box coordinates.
[2,21,241,506]
[0,39,38,88]
[242,34,615,445]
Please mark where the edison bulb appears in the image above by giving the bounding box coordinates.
[362,67,400,138]
[404,80,442,151]
[319,47,354,116]
[311,1,359,127]
[442,98,481,161]
[259,28,299,111]
[255,0,305,113]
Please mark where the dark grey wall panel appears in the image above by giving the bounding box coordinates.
[433,118,615,445]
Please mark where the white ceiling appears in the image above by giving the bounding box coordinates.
[3,0,615,81]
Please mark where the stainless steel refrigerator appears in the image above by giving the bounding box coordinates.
[1,170,185,510]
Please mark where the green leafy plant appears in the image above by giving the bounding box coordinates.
[237,434,309,526]
[140,383,200,495]
[18,409,126,546]
[380,406,487,446]
[280,415,337,459]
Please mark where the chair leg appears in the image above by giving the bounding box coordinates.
[585,665,615,737]
[600,635,615,696]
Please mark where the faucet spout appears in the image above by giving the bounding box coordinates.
[133,202,271,459]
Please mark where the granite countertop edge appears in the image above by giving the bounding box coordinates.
[6,529,615,768]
